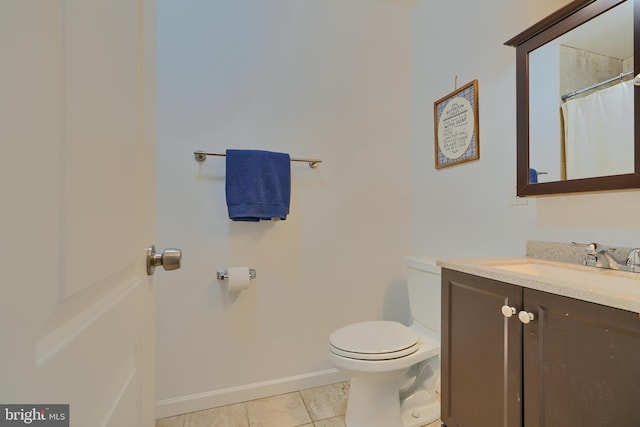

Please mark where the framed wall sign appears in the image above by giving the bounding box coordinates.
[434,79,479,169]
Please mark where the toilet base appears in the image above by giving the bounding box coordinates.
[400,365,440,426]
[344,370,407,427]
[401,398,440,427]
[343,369,440,427]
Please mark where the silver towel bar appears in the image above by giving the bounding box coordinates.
[194,151,322,169]
[217,269,257,281]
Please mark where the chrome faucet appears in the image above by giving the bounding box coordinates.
[572,242,640,273]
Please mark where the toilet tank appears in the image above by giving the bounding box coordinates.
[405,256,441,333]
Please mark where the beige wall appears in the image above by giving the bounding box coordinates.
[410,0,640,258]
[155,0,640,417]
[156,0,413,416]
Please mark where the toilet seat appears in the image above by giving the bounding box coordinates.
[329,321,420,361]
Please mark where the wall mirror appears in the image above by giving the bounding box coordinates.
[505,0,640,196]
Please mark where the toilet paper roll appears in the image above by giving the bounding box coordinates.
[227,267,251,292]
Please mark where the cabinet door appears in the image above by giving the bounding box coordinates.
[442,269,523,427]
[523,289,640,427]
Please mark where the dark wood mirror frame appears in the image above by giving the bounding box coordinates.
[505,0,640,196]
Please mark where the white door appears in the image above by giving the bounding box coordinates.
[0,1,161,426]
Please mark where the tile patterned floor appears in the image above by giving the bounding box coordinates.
[156,381,442,427]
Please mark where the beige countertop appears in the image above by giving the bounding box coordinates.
[437,256,640,315]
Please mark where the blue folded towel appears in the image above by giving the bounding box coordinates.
[225,149,291,221]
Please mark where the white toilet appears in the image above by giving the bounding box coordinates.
[328,257,441,427]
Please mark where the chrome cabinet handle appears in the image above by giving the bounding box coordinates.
[501,305,517,318]
[518,311,535,324]
[147,245,182,275]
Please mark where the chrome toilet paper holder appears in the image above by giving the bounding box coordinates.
[217,269,257,281]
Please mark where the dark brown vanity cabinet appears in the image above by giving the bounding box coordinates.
[441,269,523,427]
[441,268,640,427]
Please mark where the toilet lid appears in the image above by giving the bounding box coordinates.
[329,321,420,361]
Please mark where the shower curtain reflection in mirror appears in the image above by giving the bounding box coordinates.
[561,80,634,180]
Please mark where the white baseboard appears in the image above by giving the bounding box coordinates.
[155,368,348,419]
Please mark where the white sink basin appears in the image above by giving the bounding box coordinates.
[438,257,640,314]
[484,259,640,297]
[492,261,582,278]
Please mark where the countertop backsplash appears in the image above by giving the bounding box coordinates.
[526,240,634,265]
